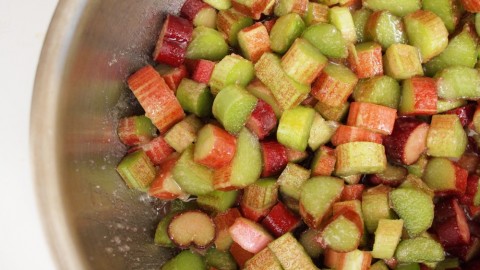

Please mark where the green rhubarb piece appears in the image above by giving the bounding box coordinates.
[299,229,323,258]
[246,80,283,118]
[164,114,203,153]
[300,176,344,228]
[314,101,349,122]
[154,211,178,247]
[362,185,396,234]
[308,113,337,151]
[277,106,316,151]
[216,9,253,46]
[173,145,214,195]
[303,2,329,26]
[278,163,311,200]
[267,233,318,270]
[404,10,449,63]
[274,0,305,17]
[194,7,218,28]
[422,0,460,33]
[423,158,460,193]
[427,114,467,158]
[425,27,478,76]
[212,85,257,134]
[117,115,156,143]
[335,142,387,176]
[329,6,356,44]
[436,66,480,100]
[161,250,206,270]
[244,247,283,270]
[400,174,434,199]
[255,53,310,111]
[437,99,467,113]
[352,8,372,43]
[406,154,428,177]
[395,237,445,263]
[395,264,421,270]
[205,248,237,270]
[372,163,408,186]
[302,23,348,59]
[270,13,305,54]
[116,150,156,191]
[390,188,434,237]
[363,0,421,17]
[353,75,401,109]
[176,78,213,117]
[371,219,403,259]
[370,261,389,270]
[365,11,407,50]
[321,213,362,252]
[204,0,231,10]
[281,38,328,85]
[242,178,278,211]
[383,44,423,80]
[197,190,238,213]
[186,27,229,61]
[209,54,254,95]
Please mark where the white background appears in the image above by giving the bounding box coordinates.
[0,1,58,269]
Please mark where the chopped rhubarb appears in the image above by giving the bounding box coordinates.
[399,76,438,116]
[347,42,383,79]
[433,198,470,248]
[261,141,288,177]
[232,0,269,19]
[185,59,216,84]
[423,157,468,197]
[237,22,271,62]
[340,184,365,201]
[229,217,274,253]
[117,115,157,146]
[148,154,187,200]
[213,208,243,251]
[311,145,336,176]
[229,241,254,268]
[240,178,278,221]
[311,63,358,107]
[461,0,480,12]
[262,201,301,237]
[347,102,397,135]
[153,15,193,67]
[139,136,175,165]
[194,124,237,169]
[245,99,277,140]
[168,210,216,248]
[446,103,476,128]
[156,64,189,92]
[331,125,383,146]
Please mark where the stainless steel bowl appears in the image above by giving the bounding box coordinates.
[31,0,186,269]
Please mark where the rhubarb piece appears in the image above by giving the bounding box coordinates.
[255,53,310,111]
[205,248,237,270]
[187,59,216,84]
[460,0,480,12]
[232,0,269,19]
[181,0,218,28]
[446,103,476,127]
[173,145,214,195]
[245,100,277,140]
[299,176,344,229]
[155,211,179,247]
[404,10,449,63]
[197,190,239,213]
[303,3,329,26]
[229,217,274,253]
[164,114,203,153]
[269,13,305,54]
[116,150,156,191]
[371,219,403,259]
[311,145,336,176]
[335,142,387,176]
[186,26,229,61]
[383,44,423,80]
[400,174,435,198]
[160,250,206,270]
[204,0,232,10]
[262,201,301,237]
[281,38,327,85]
[149,154,187,200]
[274,0,308,17]
[331,125,383,146]
[299,229,324,258]
[426,114,467,158]
[117,115,157,146]
[237,23,271,63]
[213,128,262,190]
[261,141,288,177]
[127,65,185,133]
[436,66,480,100]
[217,9,253,47]
[267,233,318,270]
[383,117,429,165]
[447,236,480,262]
[168,210,216,248]
[302,23,348,59]
[406,154,427,177]
[423,0,461,33]
[329,6,356,44]
[423,158,467,196]
[390,188,434,237]
[324,249,372,270]
[368,163,407,187]
[395,237,445,263]
[308,113,337,151]
[347,42,383,79]
[194,124,237,169]
[434,198,470,247]
[362,0,420,17]
[214,208,242,251]
[318,209,363,252]
[212,85,257,134]
[353,75,400,109]
[399,77,437,116]
[277,163,310,200]
[365,11,407,50]
[340,184,364,201]
[437,99,467,113]
[312,63,358,107]
[352,8,372,43]
[240,178,278,221]
[362,185,396,233]
[244,247,283,270]
[277,106,315,151]
[176,78,213,117]
[347,102,397,135]
[139,136,175,165]
[153,15,193,67]
[457,152,479,173]
[229,242,254,268]
[370,261,389,270]
[156,64,189,92]
[246,79,283,118]
[209,54,254,95]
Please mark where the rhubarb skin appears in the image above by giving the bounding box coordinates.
[185,59,216,84]
[229,217,274,253]
[213,208,242,251]
[383,117,429,165]
[347,102,397,135]
[138,136,175,165]
[245,99,277,140]
[153,15,193,67]
[399,76,438,116]
[434,198,470,248]
[262,201,301,237]
[261,141,288,177]
[347,42,383,79]
[127,65,185,134]
[331,125,383,146]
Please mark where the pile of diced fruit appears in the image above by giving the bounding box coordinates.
[116,0,480,268]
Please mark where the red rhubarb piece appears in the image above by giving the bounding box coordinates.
[246,99,277,140]
[185,59,216,84]
[229,242,254,268]
[347,101,397,135]
[148,154,186,200]
[194,124,237,169]
[139,136,175,165]
[260,141,288,177]
[162,65,188,92]
[461,0,480,12]
[331,125,383,146]
[153,15,193,67]
[180,0,212,22]
[340,184,365,201]
[434,198,470,248]
[213,208,243,251]
[347,43,383,79]
[446,236,480,262]
[446,103,476,128]
[401,76,438,116]
[229,217,274,253]
[232,0,269,20]
[261,201,301,237]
